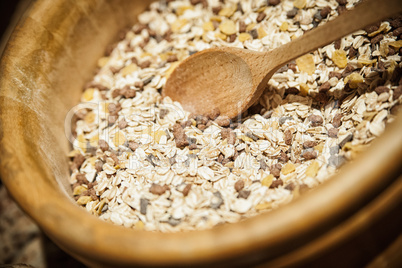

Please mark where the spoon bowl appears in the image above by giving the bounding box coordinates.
[163,0,402,118]
[163,48,254,117]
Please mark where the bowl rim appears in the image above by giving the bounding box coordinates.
[1,0,402,266]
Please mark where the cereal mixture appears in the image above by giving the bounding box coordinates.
[68,0,402,232]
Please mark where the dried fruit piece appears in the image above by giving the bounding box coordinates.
[182,184,192,196]
[284,129,292,145]
[140,198,148,215]
[219,20,237,35]
[367,23,387,37]
[98,139,109,152]
[305,161,320,177]
[84,112,96,124]
[135,221,144,229]
[270,179,284,188]
[332,49,348,68]
[122,87,136,98]
[150,183,169,195]
[371,34,383,45]
[82,88,95,101]
[344,73,364,88]
[120,64,138,76]
[259,159,268,171]
[294,0,307,9]
[303,141,316,149]
[234,180,245,192]
[282,163,295,175]
[95,199,107,215]
[215,32,227,40]
[280,21,289,31]
[239,135,253,142]
[221,128,236,145]
[89,135,99,147]
[76,196,92,205]
[309,114,323,126]
[287,8,298,18]
[393,86,402,99]
[238,33,252,42]
[388,40,402,49]
[261,174,274,187]
[357,58,377,66]
[270,164,282,178]
[171,19,188,32]
[218,5,236,17]
[215,115,231,127]
[257,12,267,23]
[278,151,289,163]
[173,123,189,148]
[212,6,222,15]
[257,27,268,39]
[203,21,214,31]
[328,128,339,138]
[320,6,331,18]
[302,150,318,160]
[332,113,343,128]
[319,82,331,93]
[296,54,315,75]
[255,202,272,210]
[154,130,166,143]
[299,83,309,96]
[314,143,324,153]
[97,56,110,68]
[238,190,251,199]
[76,134,87,152]
[176,5,194,16]
[113,131,126,146]
[73,185,87,196]
[268,0,280,6]
[246,23,256,32]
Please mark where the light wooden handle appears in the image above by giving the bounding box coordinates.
[269,0,402,68]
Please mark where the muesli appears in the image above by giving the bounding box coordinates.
[68,0,402,232]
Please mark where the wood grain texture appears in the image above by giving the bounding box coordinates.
[163,0,402,118]
[0,0,401,267]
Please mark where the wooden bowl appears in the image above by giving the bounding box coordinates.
[1,0,401,266]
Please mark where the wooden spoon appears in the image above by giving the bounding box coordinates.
[163,0,402,118]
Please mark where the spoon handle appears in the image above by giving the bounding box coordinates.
[267,0,402,69]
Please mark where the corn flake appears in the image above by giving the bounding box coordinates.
[261,174,274,187]
[280,21,289,31]
[282,163,295,175]
[345,73,364,88]
[203,21,214,32]
[238,33,252,42]
[219,20,237,35]
[294,0,307,9]
[332,49,348,68]
[305,161,320,177]
[219,5,236,17]
[296,54,315,75]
